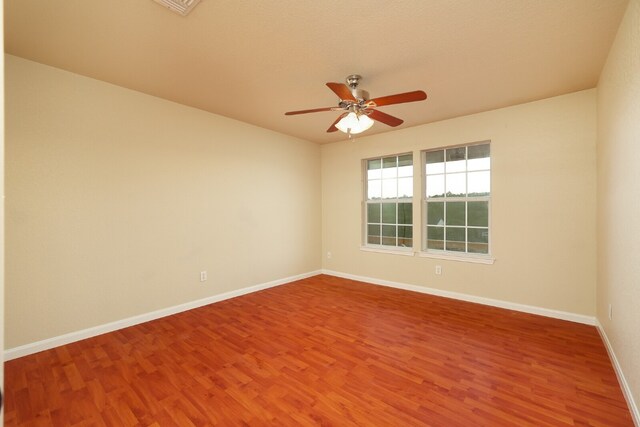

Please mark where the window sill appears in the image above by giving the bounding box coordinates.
[360,246,415,256]
[418,251,495,264]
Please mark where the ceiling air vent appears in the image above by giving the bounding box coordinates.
[152,0,201,16]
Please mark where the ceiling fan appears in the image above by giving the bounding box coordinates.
[285,74,427,135]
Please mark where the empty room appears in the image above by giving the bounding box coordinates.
[2,0,639,425]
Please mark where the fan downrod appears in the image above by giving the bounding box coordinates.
[346,74,362,89]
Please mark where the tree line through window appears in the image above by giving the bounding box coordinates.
[364,142,491,257]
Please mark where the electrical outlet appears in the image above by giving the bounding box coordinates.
[608,304,613,320]
[327,251,332,259]
[435,265,442,275]
[200,271,207,282]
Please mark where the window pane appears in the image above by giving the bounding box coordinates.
[368,179,381,199]
[427,202,444,225]
[367,224,381,245]
[398,203,412,224]
[426,174,445,198]
[367,203,381,223]
[398,154,412,167]
[398,154,413,177]
[468,171,490,196]
[382,203,396,224]
[446,172,466,197]
[468,157,490,172]
[445,241,466,252]
[398,177,413,198]
[398,226,412,247]
[446,147,466,172]
[382,225,396,246]
[398,225,412,238]
[468,201,488,227]
[468,143,490,159]
[468,144,490,171]
[446,202,465,226]
[425,150,444,174]
[383,156,398,168]
[398,165,412,178]
[445,227,465,252]
[382,156,397,178]
[427,226,444,250]
[382,179,397,198]
[468,228,488,242]
[367,159,382,179]
[446,227,465,241]
[468,228,489,254]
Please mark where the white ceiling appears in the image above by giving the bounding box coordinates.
[4,0,629,144]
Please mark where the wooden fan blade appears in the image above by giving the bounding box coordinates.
[367,109,404,127]
[327,112,348,132]
[369,90,427,107]
[285,107,337,115]
[326,82,357,101]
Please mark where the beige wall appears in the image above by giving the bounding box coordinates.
[3,53,602,351]
[597,0,640,414]
[322,89,597,316]
[5,55,321,349]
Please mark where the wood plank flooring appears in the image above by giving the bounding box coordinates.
[4,274,634,426]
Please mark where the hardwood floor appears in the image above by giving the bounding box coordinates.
[4,274,634,426]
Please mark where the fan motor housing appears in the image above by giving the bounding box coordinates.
[345,74,369,101]
[352,88,370,102]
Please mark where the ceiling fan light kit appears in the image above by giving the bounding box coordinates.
[285,74,427,137]
[335,111,374,135]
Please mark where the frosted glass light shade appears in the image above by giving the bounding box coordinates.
[357,114,374,131]
[335,112,374,134]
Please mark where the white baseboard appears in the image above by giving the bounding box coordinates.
[596,320,640,426]
[4,270,321,361]
[321,269,596,325]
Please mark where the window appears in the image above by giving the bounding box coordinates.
[423,143,490,256]
[364,154,413,249]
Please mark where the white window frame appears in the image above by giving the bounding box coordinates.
[362,153,414,254]
[421,142,494,264]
